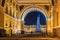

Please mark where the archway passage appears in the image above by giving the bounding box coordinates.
[24,11,46,26]
[24,11,46,32]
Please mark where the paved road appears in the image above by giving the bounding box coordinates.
[0,33,59,40]
[0,37,60,40]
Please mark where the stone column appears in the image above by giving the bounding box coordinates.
[53,0,58,28]
[47,18,51,34]
[58,2,60,26]
[16,19,21,34]
[21,21,24,34]
[47,18,53,36]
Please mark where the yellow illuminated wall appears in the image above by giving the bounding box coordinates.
[0,0,60,36]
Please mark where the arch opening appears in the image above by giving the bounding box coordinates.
[21,7,47,32]
[24,11,46,26]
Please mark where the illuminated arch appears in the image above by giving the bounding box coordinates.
[21,7,47,21]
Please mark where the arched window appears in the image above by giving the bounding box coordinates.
[6,6,8,14]
[1,0,5,7]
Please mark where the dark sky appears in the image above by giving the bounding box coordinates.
[24,11,46,25]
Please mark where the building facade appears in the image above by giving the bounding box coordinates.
[0,0,60,36]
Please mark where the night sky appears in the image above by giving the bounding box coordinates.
[24,11,46,25]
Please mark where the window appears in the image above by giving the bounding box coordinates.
[5,20,8,27]
[10,0,12,5]
[9,21,12,27]
[19,5,24,11]
[13,13,14,17]
[6,6,8,14]
[1,0,5,7]
[10,7,12,16]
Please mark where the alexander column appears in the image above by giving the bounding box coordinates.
[36,14,41,32]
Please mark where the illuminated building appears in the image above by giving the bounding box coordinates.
[0,0,60,37]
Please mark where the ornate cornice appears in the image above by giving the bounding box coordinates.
[15,0,51,5]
